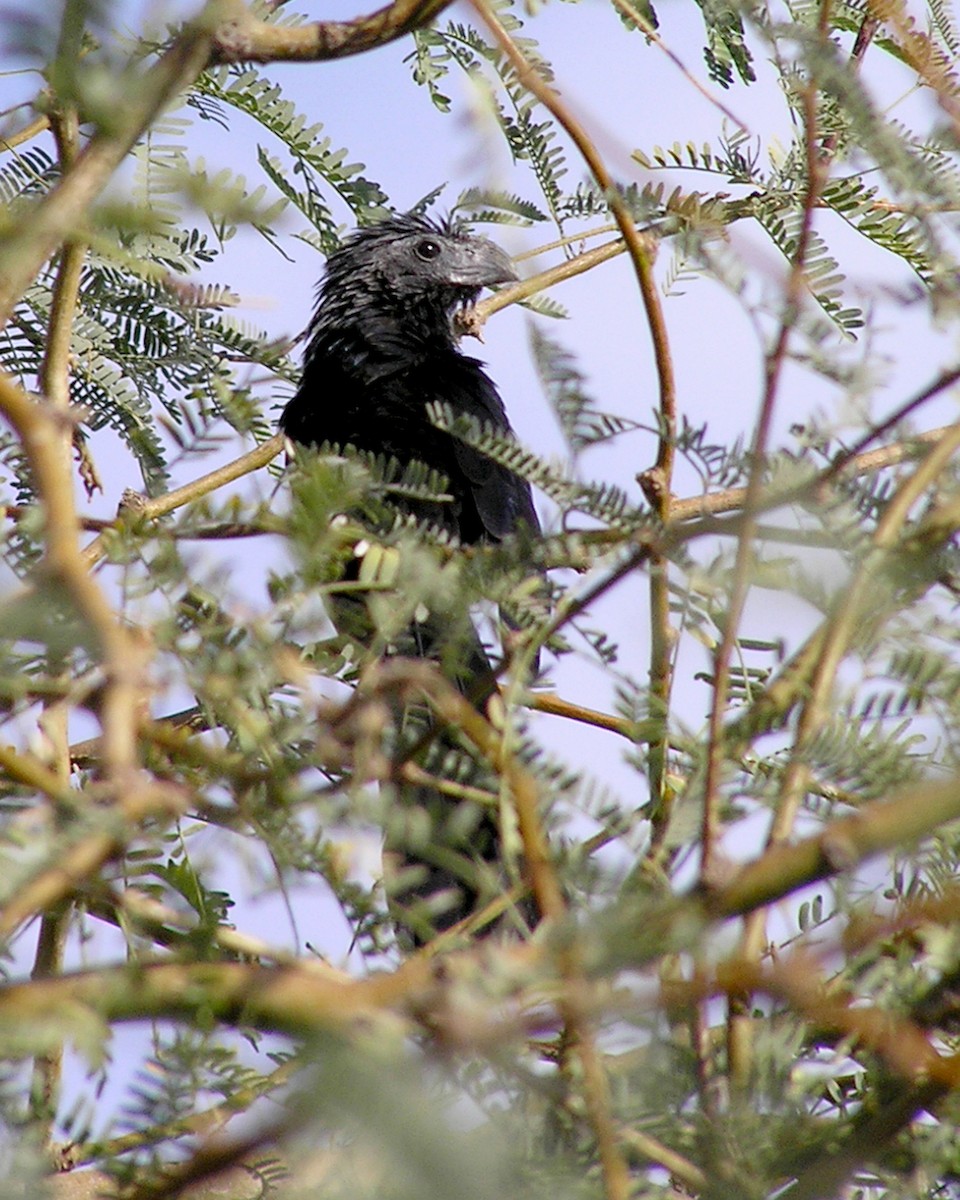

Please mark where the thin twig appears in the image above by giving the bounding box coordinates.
[656,416,960,539]
[820,11,879,157]
[607,0,750,133]
[471,0,677,843]
[0,113,51,152]
[868,0,960,143]
[363,657,629,1200]
[0,743,76,802]
[0,781,188,940]
[28,94,87,1133]
[477,237,626,320]
[0,4,220,325]
[84,886,351,979]
[80,433,284,568]
[64,1060,297,1169]
[511,223,619,262]
[0,372,146,768]
[720,0,834,1088]
[2,505,111,532]
[764,421,960,853]
[467,0,673,409]
[619,1125,708,1193]
[818,365,960,489]
[712,772,960,921]
[28,900,70,1136]
[528,691,655,741]
[211,0,456,63]
[358,659,563,918]
[705,1,832,886]
[728,419,960,1082]
[0,768,956,1043]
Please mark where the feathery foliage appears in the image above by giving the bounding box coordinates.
[1,1,960,1198]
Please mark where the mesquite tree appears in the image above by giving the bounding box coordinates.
[1,1,960,1198]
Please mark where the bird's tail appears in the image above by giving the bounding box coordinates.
[375,614,535,946]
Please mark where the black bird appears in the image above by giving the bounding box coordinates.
[281,213,540,942]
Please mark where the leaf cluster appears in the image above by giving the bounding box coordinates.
[2,3,960,1199]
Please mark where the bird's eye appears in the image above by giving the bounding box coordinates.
[414,239,442,260]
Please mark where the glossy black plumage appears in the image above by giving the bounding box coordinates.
[281,213,539,545]
[280,214,539,941]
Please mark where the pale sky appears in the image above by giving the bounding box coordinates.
[1,0,956,1139]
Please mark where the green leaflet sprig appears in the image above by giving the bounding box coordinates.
[427,400,646,530]
[194,64,391,248]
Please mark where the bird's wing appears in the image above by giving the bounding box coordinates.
[443,357,540,542]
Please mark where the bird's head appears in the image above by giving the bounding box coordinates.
[315,213,517,345]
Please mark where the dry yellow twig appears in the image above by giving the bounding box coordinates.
[0,4,222,325]
[212,0,456,62]
[80,434,285,568]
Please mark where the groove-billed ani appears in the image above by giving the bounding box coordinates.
[281,213,540,942]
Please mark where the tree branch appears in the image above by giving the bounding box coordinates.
[0,3,221,325]
[710,772,960,921]
[80,433,284,568]
[211,0,456,63]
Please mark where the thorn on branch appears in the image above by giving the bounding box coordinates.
[638,465,670,510]
[72,431,102,498]
[453,302,488,342]
[118,489,149,518]
[819,827,860,873]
